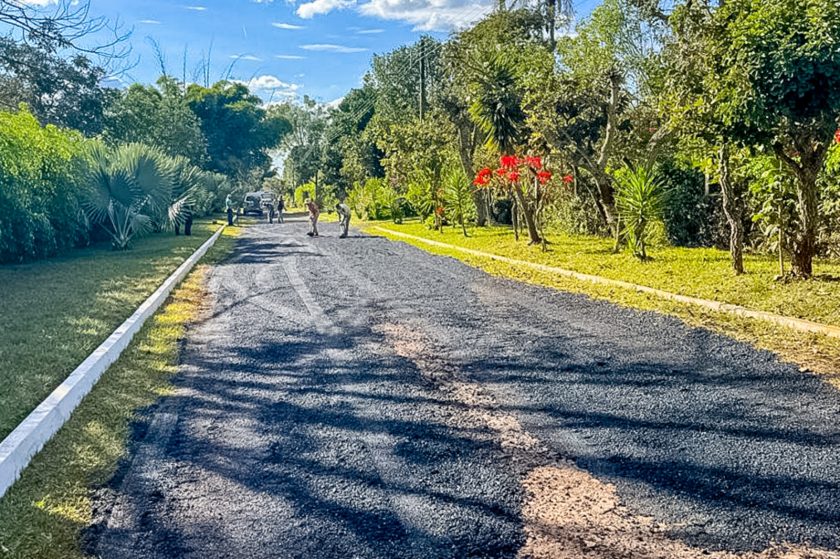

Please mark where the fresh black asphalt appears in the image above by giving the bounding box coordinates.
[89,217,840,557]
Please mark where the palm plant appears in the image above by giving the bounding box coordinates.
[468,57,526,156]
[82,143,176,250]
[613,164,667,260]
[444,167,473,237]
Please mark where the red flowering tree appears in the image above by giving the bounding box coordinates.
[474,154,555,244]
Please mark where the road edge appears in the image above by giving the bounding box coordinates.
[371,225,840,341]
[0,225,226,500]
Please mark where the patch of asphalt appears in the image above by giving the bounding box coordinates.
[89,219,840,557]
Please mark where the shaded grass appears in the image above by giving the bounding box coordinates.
[367,221,840,385]
[0,220,224,442]
[0,225,239,559]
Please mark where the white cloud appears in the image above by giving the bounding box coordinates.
[358,0,491,31]
[272,22,305,29]
[276,54,306,60]
[230,54,263,61]
[238,75,302,99]
[356,28,384,34]
[300,43,367,53]
[184,5,207,11]
[296,0,355,19]
[138,19,162,25]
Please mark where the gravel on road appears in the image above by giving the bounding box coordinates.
[88,218,840,559]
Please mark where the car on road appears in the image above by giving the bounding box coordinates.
[243,192,265,216]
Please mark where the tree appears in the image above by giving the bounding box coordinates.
[669,0,840,277]
[0,0,128,58]
[442,9,544,226]
[0,37,112,135]
[613,163,667,259]
[186,81,291,178]
[104,76,208,165]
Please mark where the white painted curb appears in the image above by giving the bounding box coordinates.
[373,226,840,340]
[0,225,226,500]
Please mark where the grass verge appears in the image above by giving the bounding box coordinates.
[0,219,224,442]
[0,225,240,559]
[366,221,840,385]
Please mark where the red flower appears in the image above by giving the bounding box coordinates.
[495,168,507,177]
[562,174,574,184]
[525,156,543,170]
[477,167,492,178]
[507,171,520,182]
[537,170,553,184]
[500,155,519,169]
[473,175,489,187]
[834,129,840,144]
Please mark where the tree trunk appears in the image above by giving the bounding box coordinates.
[719,144,745,275]
[513,188,541,244]
[455,121,488,226]
[791,171,818,277]
[773,142,827,279]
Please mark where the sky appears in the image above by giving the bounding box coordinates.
[25,0,599,105]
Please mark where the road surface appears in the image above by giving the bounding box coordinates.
[89,217,840,559]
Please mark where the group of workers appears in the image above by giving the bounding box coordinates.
[223,193,351,239]
[305,197,351,239]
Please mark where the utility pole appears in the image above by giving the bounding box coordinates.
[419,38,427,121]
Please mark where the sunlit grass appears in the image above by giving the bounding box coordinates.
[367,220,840,383]
[0,220,224,442]
[0,224,239,559]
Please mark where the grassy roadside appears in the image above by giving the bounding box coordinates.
[365,221,840,384]
[0,225,240,559]
[0,219,223,442]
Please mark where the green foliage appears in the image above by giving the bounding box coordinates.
[443,167,475,236]
[0,107,90,263]
[81,143,207,250]
[468,56,527,155]
[614,164,667,259]
[294,182,315,207]
[346,178,396,220]
[659,160,724,248]
[0,37,111,135]
[186,81,291,178]
[104,77,208,166]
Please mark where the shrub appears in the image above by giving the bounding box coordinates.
[614,164,668,260]
[0,108,90,263]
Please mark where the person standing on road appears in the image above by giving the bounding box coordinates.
[305,198,320,237]
[225,194,234,226]
[336,200,351,239]
[277,197,285,224]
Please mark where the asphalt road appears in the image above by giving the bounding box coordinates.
[89,217,840,558]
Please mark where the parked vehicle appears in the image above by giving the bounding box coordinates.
[243,192,265,216]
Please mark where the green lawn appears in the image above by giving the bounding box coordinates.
[0,220,222,442]
[371,221,840,327]
[0,223,239,559]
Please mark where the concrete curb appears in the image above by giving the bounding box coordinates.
[373,226,840,340]
[0,225,226,500]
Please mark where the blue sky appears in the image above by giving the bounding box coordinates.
[82,0,498,104]
[25,0,599,104]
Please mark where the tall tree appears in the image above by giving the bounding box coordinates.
[186,81,291,178]
[0,37,112,135]
[104,76,207,165]
[670,0,840,277]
